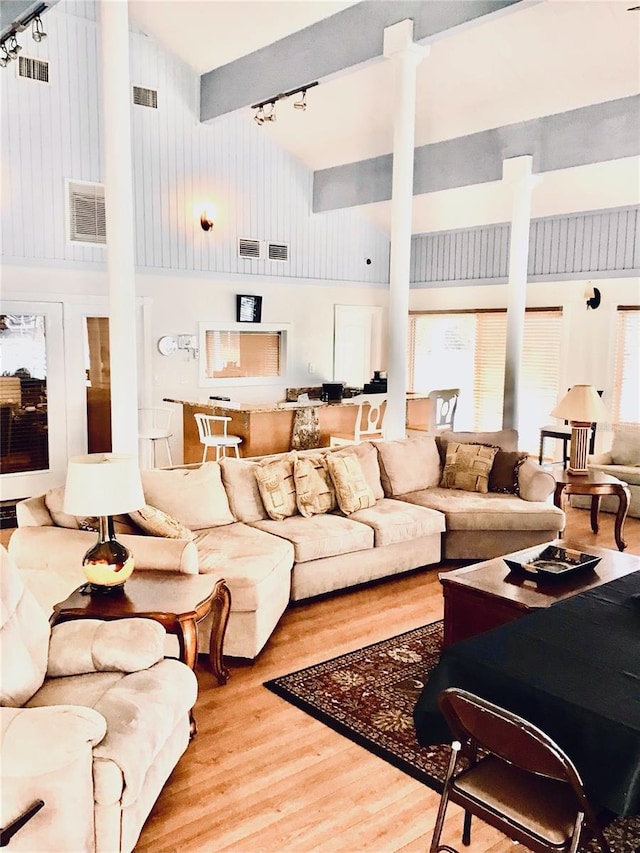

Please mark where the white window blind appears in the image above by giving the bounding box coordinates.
[204,330,281,379]
[408,309,562,453]
[612,307,640,425]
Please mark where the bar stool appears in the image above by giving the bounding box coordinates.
[138,407,173,468]
[194,413,242,462]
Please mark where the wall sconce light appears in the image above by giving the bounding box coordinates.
[585,284,601,310]
[200,202,216,232]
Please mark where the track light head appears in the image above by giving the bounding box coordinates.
[264,101,276,122]
[32,16,47,42]
[293,90,307,110]
[253,105,265,125]
[8,35,22,58]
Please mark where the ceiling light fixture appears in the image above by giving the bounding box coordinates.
[32,15,47,43]
[251,80,318,125]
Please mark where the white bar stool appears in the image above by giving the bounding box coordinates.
[194,413,242,463]
[138,407,173,468]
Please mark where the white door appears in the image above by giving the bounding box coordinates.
[0,301,67,499]
[333,305,382,387]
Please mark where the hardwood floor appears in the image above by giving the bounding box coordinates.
[4,508,640,852]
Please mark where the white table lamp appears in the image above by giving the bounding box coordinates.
[63,453,145,592]
[550,385,609,475]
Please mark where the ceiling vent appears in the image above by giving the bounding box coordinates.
[268,242,289,262]
[133,85,158,109]
[18,56,49,83]
[67,180,106,245]
[238,238,261,259]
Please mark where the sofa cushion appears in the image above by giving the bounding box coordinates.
[610,425,640,467]
[219,457,270,523]
[44,486,96,531]
[254,452,299,521]
[128,504,194,540]
[141,463,234,530]
[441,442,499,494]
[399,488,564,532]
[326,453,376,514]
[348,498,445,547]
[375,436,441,496]
[193,523,294,611]
[293,455,336,517]
[250,513,373,563]
[489,450,529,494]
[329,441,384,499]
[437,429,519,462]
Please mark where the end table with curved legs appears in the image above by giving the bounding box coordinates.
[553,470,630,552]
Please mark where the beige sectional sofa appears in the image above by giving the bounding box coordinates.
[9,430,564,661]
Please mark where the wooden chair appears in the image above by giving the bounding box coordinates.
[430,688,611,853]
[194,413,242,462]
[538,389,603,465]
[138,407,173,468]
[329,395,387,447]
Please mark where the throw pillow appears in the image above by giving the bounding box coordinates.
[437,429,519,463]
[376,436,441,496]
[141,462,234,531]
[610,425,640,467]
[330,442,384,500]
[488,450,529,494]
[326,453,376,514]
[294,455,336,517]
[44,486,96,531]
[254,452,299,521]
[128,504,195,540]
[440,441,499,494]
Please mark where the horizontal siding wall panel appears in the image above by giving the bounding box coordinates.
[412,208,639,285]
[1,1,390,284]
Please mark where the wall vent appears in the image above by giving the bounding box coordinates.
[268,242,289,262]
[67,180,106,245]
[133,85,158,109]
[238,238,261,259]
[18,56,49,83]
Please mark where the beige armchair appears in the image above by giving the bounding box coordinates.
[0,545,198,852]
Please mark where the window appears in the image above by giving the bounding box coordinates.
[612,307,639,425]
[408,309,563,454]
[198,322,290,387]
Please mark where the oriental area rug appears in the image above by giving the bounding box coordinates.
[265,621,639,853]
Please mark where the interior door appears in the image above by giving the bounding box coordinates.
[333,305,382,387]
[0,301,66,499]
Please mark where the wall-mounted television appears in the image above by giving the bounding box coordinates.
[236,294,262,323]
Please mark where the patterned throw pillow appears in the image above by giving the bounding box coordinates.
[440,442,499,494]
[254,452,299,521]
[128,504,194,539]
[326,453,376,514]
[488,450,529,494]
[294,455,336,517]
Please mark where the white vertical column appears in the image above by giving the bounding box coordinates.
[501,155,540,431]
[383,21,428,439]
[100,0,139,457]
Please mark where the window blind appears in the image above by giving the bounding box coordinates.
[205,330,281,379]
[612,307,640,425]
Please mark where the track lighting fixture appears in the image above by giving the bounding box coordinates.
[32,16,47,43]
[7,35,22,59]
[0,45,10,68]
[251,81,318,126]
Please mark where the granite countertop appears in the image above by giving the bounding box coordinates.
[164,393,429,414]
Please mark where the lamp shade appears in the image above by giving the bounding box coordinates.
[63,453,145,517]
[550,385,609,424]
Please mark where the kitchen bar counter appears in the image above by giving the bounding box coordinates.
[164,395,431,462]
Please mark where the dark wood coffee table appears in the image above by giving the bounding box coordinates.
[51,571,231,685]
[553,469,630,551]
[440,540,639,647]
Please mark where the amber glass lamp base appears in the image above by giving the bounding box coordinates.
[82,516,134,594]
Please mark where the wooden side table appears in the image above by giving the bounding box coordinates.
[50,571,231,685]
[553,470,630,551]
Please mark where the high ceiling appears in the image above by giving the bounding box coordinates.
[101,1,640,235]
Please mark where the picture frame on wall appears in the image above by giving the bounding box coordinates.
[236,294,263,323]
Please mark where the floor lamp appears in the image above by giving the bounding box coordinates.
[550,385,609,475]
